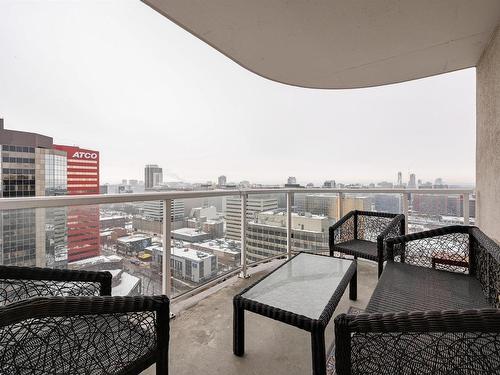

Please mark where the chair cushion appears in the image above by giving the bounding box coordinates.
[367,262,491,313]
[334,239,379,261]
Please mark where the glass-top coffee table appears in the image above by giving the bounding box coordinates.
[233,252,357,375]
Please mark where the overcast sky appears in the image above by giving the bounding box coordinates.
[0,1,476,186]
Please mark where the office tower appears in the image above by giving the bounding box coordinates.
[218,175,227,187]
[0,119,68,267]
[53,145,100,262]
[142,200,185,223]
[408,173,417,188]
[246,210,330,262]
[144,164,163,189]
[397,171,403,186]
[323,180,336,188]
[225,196,278,240]
[374,194,401,214]
[304,194,337,218]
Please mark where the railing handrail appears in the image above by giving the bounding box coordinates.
[0,187,474,210]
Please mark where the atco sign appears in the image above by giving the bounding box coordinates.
[72,151,98,160]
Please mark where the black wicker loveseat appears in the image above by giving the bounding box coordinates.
[329,210,405,277]
[334,225,500,375]
[0,265,169,374]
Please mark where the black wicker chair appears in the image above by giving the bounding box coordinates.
[0,265,169,374]
[329,210,405,277]
[334,225,500,375]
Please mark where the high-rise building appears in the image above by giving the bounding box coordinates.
[323,180,336,188]
[374,194,401,214]
[218,175,227,187]
[0,119,68,267]
[246,210,329,262]
[304,194,337,218]
[301,194,371,219]
[433,178,448,188]
[225,196,278,240]
[142,200,185,223]
[53,145,100,262]
[144,164,163,190]
[408,173,417,189]
[397,171,403,187]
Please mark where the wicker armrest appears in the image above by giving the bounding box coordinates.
[0,295,169,325]
[0,295,169,374]
[377,214,405,241]
[0,265,112,304]
[329,211,356,249]
[335,309,500,375]
[385,225,471,261]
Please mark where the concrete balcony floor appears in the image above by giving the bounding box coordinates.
[144,258,378,375]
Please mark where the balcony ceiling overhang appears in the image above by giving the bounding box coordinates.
[142,0,500,89]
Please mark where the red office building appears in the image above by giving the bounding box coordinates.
[53,145,100,262]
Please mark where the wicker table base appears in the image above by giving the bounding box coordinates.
[233,253,357,375]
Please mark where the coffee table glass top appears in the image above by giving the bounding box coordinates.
[242,253,354,320]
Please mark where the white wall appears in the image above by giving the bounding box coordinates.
[477,26,500,242]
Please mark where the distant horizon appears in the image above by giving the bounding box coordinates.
[102,176,476,188]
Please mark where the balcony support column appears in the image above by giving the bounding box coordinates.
[337,192,344,220]
[239,194,249,278]
[402,193,409,234]
[286,192,293,259]
[162,199,172,297]
[463,193,470,225]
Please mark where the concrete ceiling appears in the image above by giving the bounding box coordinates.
[142,0,500,89]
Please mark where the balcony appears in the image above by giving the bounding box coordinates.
[0,187,485,374]
[137,257,377,375]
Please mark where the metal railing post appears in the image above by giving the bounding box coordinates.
[402,193,409,234]
[286,192,293,259]
[463,193,470,225]
[337,192,344,220]
[162,199,172,297]
[239,194,249,278]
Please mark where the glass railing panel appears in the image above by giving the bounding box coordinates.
[408,193,473,233]
[245,193,288,265]
[170,196,240,298]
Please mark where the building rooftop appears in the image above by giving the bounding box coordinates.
[68,254,122,266]
[110,270,141,296]
[100,215,128,221]
[259,210,327,220]
[171,247,213,262]
[117,234,152,243]
[172,227,209,237]
[195,239,241,255]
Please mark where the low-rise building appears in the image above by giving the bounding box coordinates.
[68,254,124,271]
[146,245,218,283]
[202,220,224,238]
[190,206,217,220]
[172,227,211,243]
[100,215,128,230]
[191,239,240,268]
[100,227,129,247]
[116,234,152,256]
[109,269,141,296]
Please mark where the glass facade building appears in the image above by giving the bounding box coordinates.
[0,122,69,267]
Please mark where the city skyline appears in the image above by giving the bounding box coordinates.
[0,1,476,185]
[113,169,473,188]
